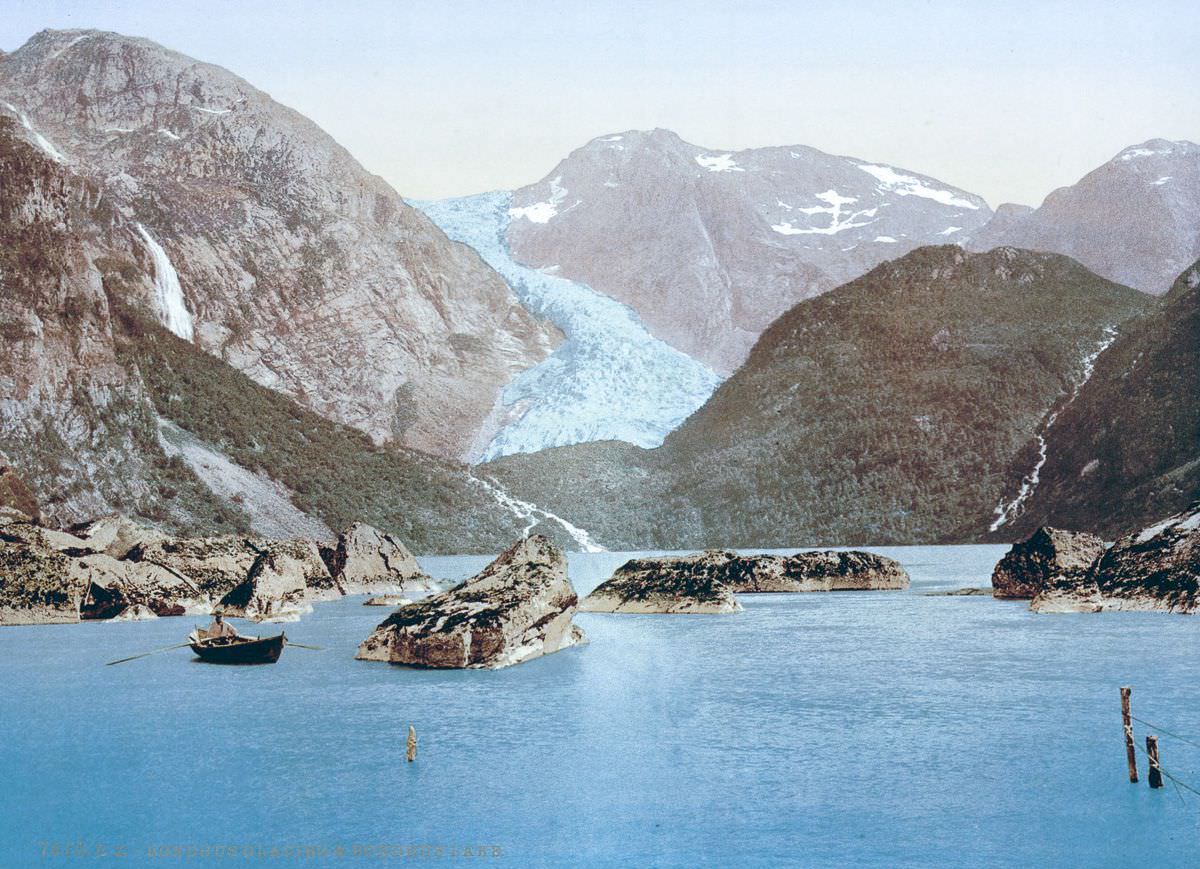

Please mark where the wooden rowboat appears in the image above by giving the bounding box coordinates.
[188,629,286,665]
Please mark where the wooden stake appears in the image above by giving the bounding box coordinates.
[407,725,417,763]
[1121,686,1138,783]
[1146,735,1163,789]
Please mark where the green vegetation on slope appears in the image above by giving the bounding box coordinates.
[109,299,524,554]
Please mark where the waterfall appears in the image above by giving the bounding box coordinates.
[135,224,194,341]
[989,326,1119,531]
[468,472,606,552]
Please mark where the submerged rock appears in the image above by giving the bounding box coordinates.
[1032,504,1200,613]
[217,540,334,620]
[582,555,742,613]
[991,527,1105,599]
[364,595,413,607]
[322,522,434,596]
[356,535,585,669]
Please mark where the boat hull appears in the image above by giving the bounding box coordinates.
[189,633,285,665]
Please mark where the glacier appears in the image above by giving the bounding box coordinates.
[414,192,722,461]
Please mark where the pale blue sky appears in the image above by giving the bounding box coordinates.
[3,0,1198,205]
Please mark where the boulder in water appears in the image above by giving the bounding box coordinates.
[992,527,1104,599]
[217,540,333,620]
[356,535,585,668]
[0,521,84,625]
[323,522,434,595]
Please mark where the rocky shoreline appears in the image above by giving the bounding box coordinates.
[991,503,1199,614]
[0,510,433,626]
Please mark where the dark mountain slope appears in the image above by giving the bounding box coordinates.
[1003,260,1200,538]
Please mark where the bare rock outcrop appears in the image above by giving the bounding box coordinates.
[582,556,742,614]
[323,522,435,596]
[127,535,264,601]
[991,527,1105,599]
[1032,504,1200,613]
[356,535,585,668]
[75,553,200,619]
[217,540,334,620]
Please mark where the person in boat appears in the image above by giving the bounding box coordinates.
[205,611,240,639]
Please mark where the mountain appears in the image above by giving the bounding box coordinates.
[0,28,559,459]
[999,260,1200,538]
[485,247,1158,548]
[0,117,587,553]
[969,139,1200,295]
[506,129,992,372]
[414,192,721,460]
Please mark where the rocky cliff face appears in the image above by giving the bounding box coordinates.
[0,115,239,530]
[356,535,586,668]
[1000,260,1200,539]
[507,129,991,372]
[487,247,1156,548]
[969,140,1200,295]
[0,28,559,458]
[0,97,569,551]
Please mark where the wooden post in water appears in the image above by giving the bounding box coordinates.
[1146,735,1163,789]
[1121,686,1138,783]
[407,725,417,763]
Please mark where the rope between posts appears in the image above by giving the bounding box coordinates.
[1133,739,1200,799]
[1130,715,1200,750]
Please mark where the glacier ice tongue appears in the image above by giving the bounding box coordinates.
[414,192,722,461]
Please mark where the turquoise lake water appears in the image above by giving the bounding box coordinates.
[2,544,1199,867]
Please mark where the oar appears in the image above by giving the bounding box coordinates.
[105,641,193,666]
[284,641,323,651]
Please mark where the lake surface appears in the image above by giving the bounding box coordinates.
[2,545,1198,867]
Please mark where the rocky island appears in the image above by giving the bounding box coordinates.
[356,536,586,668]
[582,555,742,614]
[581,549,909,614]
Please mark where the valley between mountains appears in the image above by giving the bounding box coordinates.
[1,27,1196,553]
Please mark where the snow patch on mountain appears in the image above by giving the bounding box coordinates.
[415,192,722,461]
[135,224,194,341]
[509,175,572,223]
[858,164,980,209]
[696,153,743,173]
[772,190,878,236]
[1,101,66,161]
